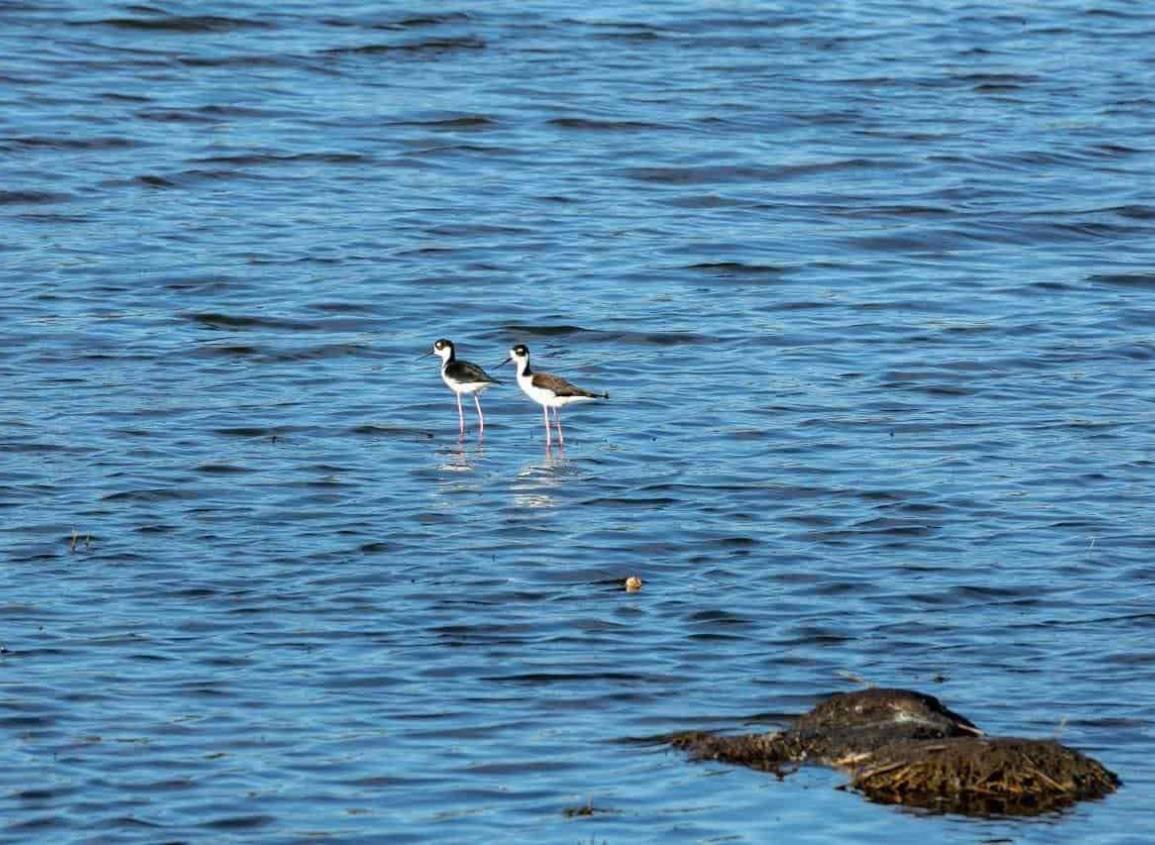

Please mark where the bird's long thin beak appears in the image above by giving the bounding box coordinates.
[494,356,512,367]
[416,350,433,360]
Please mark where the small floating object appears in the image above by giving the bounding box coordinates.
[562,797,597,817]
[623,575,644,592]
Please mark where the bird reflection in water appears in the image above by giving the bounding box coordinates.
[512,444,573,509]
[437,440,485,474]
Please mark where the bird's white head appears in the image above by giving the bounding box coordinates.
[506,344,530,373]
[431,338,455,363]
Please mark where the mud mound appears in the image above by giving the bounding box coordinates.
[794,688,981,737]
[849,737,1120,816]
[664,689,1120,817]
[669,721,973,770]
[666,730,808,772]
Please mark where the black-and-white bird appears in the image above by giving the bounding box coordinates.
[501,344,607,446]
[424,339,500,437]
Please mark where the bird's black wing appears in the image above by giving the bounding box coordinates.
[447,359,500,384]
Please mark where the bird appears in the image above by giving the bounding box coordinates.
[500,343,607,446]
[423,339,500,437]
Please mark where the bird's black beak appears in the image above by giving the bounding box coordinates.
[495,355,512,367]
[417,349,433,360]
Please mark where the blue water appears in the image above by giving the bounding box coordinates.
[2,1,1154,842]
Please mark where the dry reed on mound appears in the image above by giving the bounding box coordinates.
[849,737,1119,815]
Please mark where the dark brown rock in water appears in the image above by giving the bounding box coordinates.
[670,688,982,770]
[848,737,1120,816]
[664,689,1120,817]
[793,688,981,738]
[670,721,969,772]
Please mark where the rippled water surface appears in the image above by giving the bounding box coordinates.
[3,1,1155,842]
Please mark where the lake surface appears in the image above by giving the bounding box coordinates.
[2,1,1154,842]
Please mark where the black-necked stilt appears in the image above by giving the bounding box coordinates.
[500,344,607,446]
[424,339,500,436]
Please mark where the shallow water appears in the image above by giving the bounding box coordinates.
[2,1,1154,842]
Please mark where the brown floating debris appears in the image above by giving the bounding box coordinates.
[623,575,644,592]
[665,688,1119,817]
[562,797,597,817]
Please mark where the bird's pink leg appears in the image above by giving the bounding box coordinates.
[554,407,565,445]
[456,394,465,437]
[473,393,485,435]
[542,403,551,446]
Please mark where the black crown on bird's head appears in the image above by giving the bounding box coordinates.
[430,338,456,360]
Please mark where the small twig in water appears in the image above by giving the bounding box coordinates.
[837,669,872,687]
